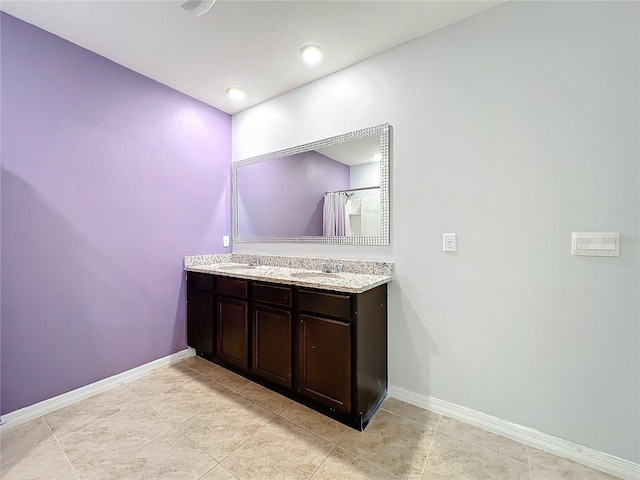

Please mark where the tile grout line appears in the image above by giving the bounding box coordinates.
[342,405,532,480]
[215,414,307,479]
[184,432,220,479]
[149,397,212,430]
[195,463,220,480]
[214,412,280,466]
[43,415,81,480]
[386,403,538,463]
[100,426,180,476]
[434,418,532,469]
[270,402,439,479]
[46,401,131,444]
[232,385,294,416]
[369,407,442,478]
[380,406,441,429]
[434,428,532,472]
[419,413,442,479]
[275,410,348,447]
[173,391,271,466]
[186,366,254,396]
[307,443,337,480]
[197,463,243,480]
[330,444,406,480]
[235,394,291,416]
[284,407,416,479]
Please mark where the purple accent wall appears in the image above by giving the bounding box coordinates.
[237,151,349,236]
[0,13,232,414]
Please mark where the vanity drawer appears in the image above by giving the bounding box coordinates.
[298,289,352,320]
[216,277,248,299]
[252,283,292,308]
[187,272,214,293]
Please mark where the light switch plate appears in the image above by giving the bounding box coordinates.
[572,232,620,256]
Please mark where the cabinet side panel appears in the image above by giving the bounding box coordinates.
[187,289,215,356]
[355,284,388,419]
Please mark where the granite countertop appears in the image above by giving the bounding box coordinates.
[184,262,391,294]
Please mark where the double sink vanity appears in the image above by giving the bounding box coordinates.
[184,254,392,430]
[186,123,394,429]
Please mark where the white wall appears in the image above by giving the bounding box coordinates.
[232,1,639,463]
[350,162,380,190]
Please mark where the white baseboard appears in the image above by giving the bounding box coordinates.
[389,384,640,480]
[0,348,196,432]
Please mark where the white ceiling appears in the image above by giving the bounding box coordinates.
[1,0,503,115]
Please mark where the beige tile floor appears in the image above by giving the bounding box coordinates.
[0,357,621,480]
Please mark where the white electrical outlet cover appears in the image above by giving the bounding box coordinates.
[443,233,457,252]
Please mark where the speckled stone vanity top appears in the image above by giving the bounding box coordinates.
[184,254,392,294]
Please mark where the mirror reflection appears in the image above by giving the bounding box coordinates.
[232,123,390,245]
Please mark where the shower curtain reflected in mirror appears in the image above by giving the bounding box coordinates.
[322,191,352,236]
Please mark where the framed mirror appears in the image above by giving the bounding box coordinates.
[232,123,390,245]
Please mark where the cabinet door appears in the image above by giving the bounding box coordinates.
[217,297,249,370]
[252,304,292,388]
[187,289,215,356]
[297,314,352,415]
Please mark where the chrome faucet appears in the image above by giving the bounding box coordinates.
[250,257,261,266]
[320,262,342,273]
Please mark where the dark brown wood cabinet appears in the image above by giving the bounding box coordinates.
[186,270,388,430]
[186,273,215,357]
[216,277,249,370]
[298,313,352,414]
[296,286,388,428]
[250,282,293,387]
[252,303,292,388]
[217,297,249,370]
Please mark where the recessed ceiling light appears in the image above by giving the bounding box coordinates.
[301,45,323,66]
[226,87,246,101]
